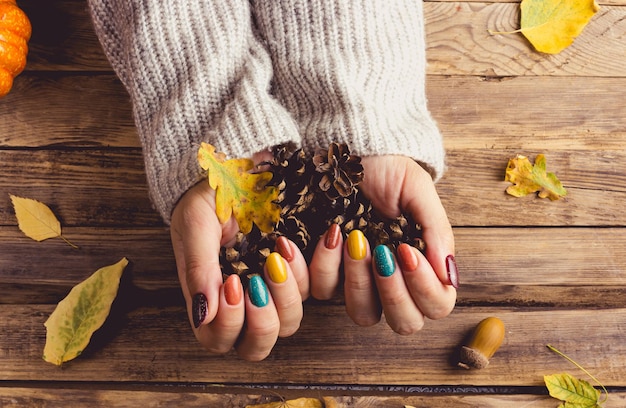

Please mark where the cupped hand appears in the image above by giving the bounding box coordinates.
[309,155,457,334]
[170,180,310,361]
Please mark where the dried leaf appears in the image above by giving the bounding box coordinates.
[198,143,280,234]
[520,0,599,54]
[9,194,77,247]
[245,397,323,408]
[505,154,567,200]
[544,373,601,407]
[43,258,128,366]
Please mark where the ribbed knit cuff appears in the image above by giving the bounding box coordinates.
[89,0,301,223]
[252,0,445,180]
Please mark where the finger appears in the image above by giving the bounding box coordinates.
[371,244,425,335]
[195,274,245,354]
[309,223,343,300]
[170,185,225,330]
[396,243,457,320]
[401,164,458,288]
[264,252,303,337]
[236,274,281,361]
[343,230,381,326]
[275,236,310,300]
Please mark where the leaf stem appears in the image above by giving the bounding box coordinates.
[59,235,79,249]
[546,344,609,404]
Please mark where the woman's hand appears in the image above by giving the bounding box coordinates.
[309,155,457,334]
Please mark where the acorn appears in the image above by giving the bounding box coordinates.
[458,317,505,369]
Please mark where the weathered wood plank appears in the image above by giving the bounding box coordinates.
[1,306,624,386]
[1,227,624,307]
[3,388,624,408]
[3,75,624,149]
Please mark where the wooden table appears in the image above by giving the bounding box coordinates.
[2,1,625,406]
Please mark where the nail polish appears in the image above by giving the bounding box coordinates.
[347,230,367,260]
[224,274,242,306]
[325,223,341,249]
[397,243,418,271]
[249,274,269,307]
[266,252,288,284]
[275,236,294,262]
[374,245,395,277]
[446,255,460,289]
[192,293,207,328]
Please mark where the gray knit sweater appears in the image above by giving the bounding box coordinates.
[88,0,445,224]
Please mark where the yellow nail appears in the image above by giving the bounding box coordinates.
[266,252,288,283]
[347,230,367,260]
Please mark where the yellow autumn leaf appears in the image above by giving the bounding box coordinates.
[9,194,77,247]
[544,373,601,407]
[43,258,128,366]
[505,154,567,200]
[198,142,280,234]
[245,397,323,408]
[520,0,599,54]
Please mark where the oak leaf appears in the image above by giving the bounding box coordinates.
[520,0,599,54]
[9,194,77,248]
[43,258,128,366]
[505,154,566,200]
[245,398,323,408]
[198,143,280,234]
[544,373,601,407]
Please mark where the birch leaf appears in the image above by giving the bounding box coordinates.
[544,373,601,407]
[505,154,567,200]
[520,0,599,54]
[43,258,128,366]
[197,142,280,234]
[245,398,323,408]
[9,194,77,248]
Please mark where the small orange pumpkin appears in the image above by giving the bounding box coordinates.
[0,0,31,98]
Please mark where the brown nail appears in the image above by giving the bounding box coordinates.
[446,255,460,289]
[224,274,242,306]
[275,236,294,262]
[192,293,207,328]
[397,243,418,271]
[325,223,341,249]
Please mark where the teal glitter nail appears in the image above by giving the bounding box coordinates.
[374,245,395,277]
[249,274,269,307]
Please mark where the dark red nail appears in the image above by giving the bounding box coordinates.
[325,223,341,249]
[192,293,207,328]
[446,255,459,289]
[275,236,294,262]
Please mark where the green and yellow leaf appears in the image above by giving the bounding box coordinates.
[520,0,599,54]
[505,154,567,200]
[198,143,280,234]
[544,373,601,407]
[43,258,129,366]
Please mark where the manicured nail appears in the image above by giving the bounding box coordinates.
[192,293,207,328]
[397,243,418,271]
[266,252,288,284]
[347,230,367,260]
[224,274,242,306]
[373,245,395,277]
[325,223,341,249]
[275,236,294,262]
[249,274,269,307]
[446,255,460,289]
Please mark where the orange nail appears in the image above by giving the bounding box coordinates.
[275,236,294,262]
[397,243,418,271]
[224,274,243,305]
[325,223,341,249]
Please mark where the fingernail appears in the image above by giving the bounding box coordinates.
[325,223,341,249]
[266,252,288,284]
[347,230,367,260]
[224,274,242,306]
[275,236,294,262]
[249,274,269,307]
[397,243,418,271]
[192,293,207,328]
[446,255,460,289]
[373,245,395,277]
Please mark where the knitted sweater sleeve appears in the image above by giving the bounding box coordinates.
[252,0,445,180]
[88,0,301,223]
